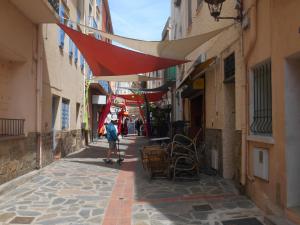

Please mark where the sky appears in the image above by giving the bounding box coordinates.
[108,0,171,41]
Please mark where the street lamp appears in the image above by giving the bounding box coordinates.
[205,0,243,22]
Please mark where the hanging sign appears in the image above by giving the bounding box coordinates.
[92,95,107,104]
[193,78,205,90]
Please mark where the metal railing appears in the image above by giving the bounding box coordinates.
[48,0,59,13]
[250,60,272,135]
[0,118,25,137]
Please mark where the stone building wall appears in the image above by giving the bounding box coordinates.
[52,129,84,160]
[41,132,54,167]
[233,130,242,186]
[0,133,37,185]
[0,129,84,184]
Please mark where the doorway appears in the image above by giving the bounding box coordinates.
[190,94,204,139]
[223,82,236,179]
[285,57,300,211]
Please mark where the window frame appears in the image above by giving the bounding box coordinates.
[249,59,272,136]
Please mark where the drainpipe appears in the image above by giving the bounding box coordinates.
[36,24,43,169]
[241,0,258,186]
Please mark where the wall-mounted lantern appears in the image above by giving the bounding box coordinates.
[205,0,243,22]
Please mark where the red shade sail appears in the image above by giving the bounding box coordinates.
[59,24,188,76]
[117,92,165,103]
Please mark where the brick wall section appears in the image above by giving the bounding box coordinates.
[205,128,223,176]
[0,133,37,185]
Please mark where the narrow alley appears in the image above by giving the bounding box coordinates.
[1,0,300,224]
[0,137,263,225]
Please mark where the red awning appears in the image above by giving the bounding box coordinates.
[59,24,188,76]
[117,92,165,103]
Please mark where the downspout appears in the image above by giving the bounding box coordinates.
[36,24,43,169]
[241,0,258,186]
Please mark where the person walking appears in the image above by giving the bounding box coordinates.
[104,115,118,164]
[135,118,141,136]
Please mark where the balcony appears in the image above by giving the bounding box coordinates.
[0,118,25,138]
[9,0,58,24]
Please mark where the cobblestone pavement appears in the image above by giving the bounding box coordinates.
[132,139,265,225]
[0,136,265,225]
[0,138,132,225]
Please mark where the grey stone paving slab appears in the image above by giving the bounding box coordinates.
[9,216,35,224]
[0,212,16,223]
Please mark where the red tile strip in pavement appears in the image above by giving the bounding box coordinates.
[134,193,237,205]
[102,148,136,225]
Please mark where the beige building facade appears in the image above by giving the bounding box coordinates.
[172,0,300,223]
[242,0,300,223]
[171,0,244,181]
[0,0,100,184]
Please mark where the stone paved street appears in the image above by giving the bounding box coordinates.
[0,136,265,225]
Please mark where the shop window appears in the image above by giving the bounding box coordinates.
[224,53,235,83]
[61,98,70,130]
[250,60,272,135]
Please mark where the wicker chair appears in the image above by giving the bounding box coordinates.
[168,129,204,180]
[140,145,169,179]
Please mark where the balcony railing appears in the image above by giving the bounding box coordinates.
[48,0,59,13]
[0,118,25,137]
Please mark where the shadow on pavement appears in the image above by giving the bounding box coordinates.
[65,136,264,225]
[64,136,139,171]
[132,137,264,225]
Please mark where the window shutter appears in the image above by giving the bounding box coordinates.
[80,54,84,70]
[61,99,70,130]
[74,46,78,63]
[58,4,65,48]
[88,66,92,79]
[68,22,74,57]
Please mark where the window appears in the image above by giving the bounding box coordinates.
[61,98,70,130]
[188,0,192,27]
[224,53,235,82]
[174,0,181,7]
[197,0,203,9]
[250,60,272,135]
